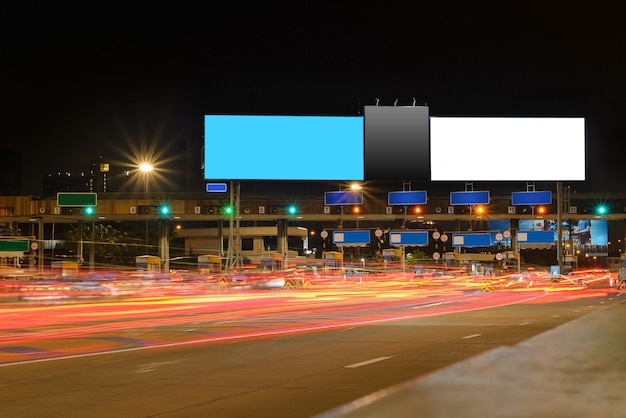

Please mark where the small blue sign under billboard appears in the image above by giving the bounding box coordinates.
[206,183,228,193]
[325,191,364,206]
[388,191,427,205]
[333,230,370,246]
[511,191,552,205]
[452,233,492,247]
[450,191,490,205]
[389,231,429,246]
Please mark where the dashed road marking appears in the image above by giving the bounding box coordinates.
[345,356,392,368]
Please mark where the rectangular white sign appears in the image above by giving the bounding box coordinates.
[430,117,585,181]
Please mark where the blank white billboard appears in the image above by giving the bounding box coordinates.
[430,117,585,181]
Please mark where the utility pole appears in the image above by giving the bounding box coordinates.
[226,180,241,270]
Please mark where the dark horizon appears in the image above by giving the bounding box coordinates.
[2,3,624,197]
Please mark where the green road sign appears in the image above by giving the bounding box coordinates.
[0,239,29,252]
[57,193,97,207]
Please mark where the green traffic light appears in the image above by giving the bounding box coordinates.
[287,205,297,215]
[597,206,606,215]
[224,205,233,215]
[84,206,94,215]
[160,206,170,215]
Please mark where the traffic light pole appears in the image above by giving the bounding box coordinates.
[90,219,95,272]
[557,181,563,275]
[225,180,241,271]
[78,221,84,265]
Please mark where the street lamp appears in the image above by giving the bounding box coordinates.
[139,163,154,253]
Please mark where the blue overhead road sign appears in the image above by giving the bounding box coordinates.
[333,230,370,246]
[388,191,427,205]
[325,191,363,205]
[450,191,490,205]
[389,231,429,246]
[516,230,554,244]
[452,233,492,247]
[511,191,552,205]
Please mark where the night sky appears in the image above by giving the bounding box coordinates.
[2,2,625,196]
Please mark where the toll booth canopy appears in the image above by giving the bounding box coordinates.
[136,255,161,272]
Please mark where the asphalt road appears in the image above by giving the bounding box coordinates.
[0,289,621,418]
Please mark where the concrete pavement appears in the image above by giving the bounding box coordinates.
[315,293,626,418]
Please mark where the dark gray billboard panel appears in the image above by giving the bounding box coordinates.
[364,106,430,181]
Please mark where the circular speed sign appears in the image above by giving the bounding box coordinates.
[320,230,328,239]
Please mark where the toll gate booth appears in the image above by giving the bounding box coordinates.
[198,255,223,273]
[322,251,343,271]
[382,249,402,265]
[136,255,161,272]
[51,261,79,277]
[619,254,626,286]
[261,252,283,271]
[563,254,578,274]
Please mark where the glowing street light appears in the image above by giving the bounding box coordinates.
[139,163,154,173]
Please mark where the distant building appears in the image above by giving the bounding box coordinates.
[0,148,21,196]
[42,155,117,196]
[42,171,90,196]
[90,155,110,192]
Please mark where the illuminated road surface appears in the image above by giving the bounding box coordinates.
[0,281,616,366]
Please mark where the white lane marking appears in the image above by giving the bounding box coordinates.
[519,321,532,325]
[136,360,179,373]
[345,356,392,368]
[462,334,482,339]
[413,302,445,309]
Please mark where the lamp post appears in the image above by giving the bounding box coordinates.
[139,163,154,253]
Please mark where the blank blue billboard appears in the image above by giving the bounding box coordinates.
[204,115,364,180]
